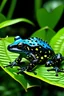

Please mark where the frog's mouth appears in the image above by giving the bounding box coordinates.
[7,45,22,53]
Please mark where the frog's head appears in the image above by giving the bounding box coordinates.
[7,36,25,54]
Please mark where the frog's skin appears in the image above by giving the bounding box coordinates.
[5,36,64,76]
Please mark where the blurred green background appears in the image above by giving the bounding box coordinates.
[0,0,64,96]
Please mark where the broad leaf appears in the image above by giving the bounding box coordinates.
[25,28,64,88]
[1,29,64,90]
[5,36,14,43]
[50,27,64,55]
[36,5,63,28]
[25,65,64,88]
[0,13,6,23]
[0,18,34,29]
[31,26,55,43]
[43,1,63,12]
[0,38,40,91]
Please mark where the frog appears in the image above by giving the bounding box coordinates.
[5,36,64,76]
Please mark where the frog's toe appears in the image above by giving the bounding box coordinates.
[18,67,27,71]
[17,67,27,74]
[5,61,18,68]
[33,71,37,75]
[47,67,64,76]
[17,67,37,75]
[4,62,12,68]
[17,70,23,74]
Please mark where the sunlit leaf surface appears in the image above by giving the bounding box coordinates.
[0,18,34,29]
[0,38,40,91]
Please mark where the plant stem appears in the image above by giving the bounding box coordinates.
[7,0,17,19]
[0,0,7,12]
[34,0,42,13]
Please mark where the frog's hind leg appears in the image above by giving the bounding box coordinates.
[4,61,18,68]
[47,67,64,76]
[17,61,37,75]
[46,54,64,76]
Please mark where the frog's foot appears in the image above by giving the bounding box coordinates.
[4,61,18,68]
[17,66,37,75]
[17,67,27,74]
[47,67,64,76]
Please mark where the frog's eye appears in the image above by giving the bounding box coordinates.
[14,36,21,41]
[18,43,23,48]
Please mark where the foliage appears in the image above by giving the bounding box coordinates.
[0,0,64,96]
[1,26,64,91]
[36,5,63,28]
[0,18,34,29]
[31,26,55,43]
[0,0,17,19]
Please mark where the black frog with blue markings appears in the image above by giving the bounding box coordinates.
[5,36,64,76]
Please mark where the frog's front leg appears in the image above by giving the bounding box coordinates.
[5,54,22,68]
[17,53,38,74]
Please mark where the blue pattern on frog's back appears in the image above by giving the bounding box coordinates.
[23,37,52,50]
[23,37,38,46]
[10,36,53,52]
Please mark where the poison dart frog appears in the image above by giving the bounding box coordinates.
[5,36,64,76]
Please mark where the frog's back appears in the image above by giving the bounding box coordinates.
[22,37,54,63]
[23,37,53,51]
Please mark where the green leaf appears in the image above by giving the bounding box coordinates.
[0,38,40,91]
[25,65,64,88]
[0,13,6,37]
[0,18,34,29]
[5,36,14,43]
[31,26,55,43]
[43,1,63,12]
[25,28,64,88]
[36,5,63,28]
[1,30,64,90]
[50,27,64,55]
[0,13,6,23]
